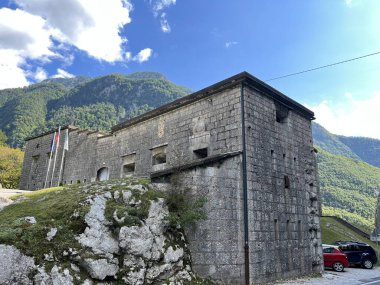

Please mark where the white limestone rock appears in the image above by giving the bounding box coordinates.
[46,227,58,241]
[164,246,184,263]
[77,195,119,255]
[119,225,154,259]
[122,190,132,203]
[34,265,74,285]
[122,268,146,285]
[146,198,169,235]
[82,258,119,280]
[0,244,35,285]
[22,216,37,224]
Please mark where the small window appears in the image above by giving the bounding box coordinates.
[151,145,167,166]
[36,143,40,148]
[123,163,135,174]
[153,153,166,165]
[122,153,136,176]
[286,220,291,240]
[284,175,290,189]
[275,102,289,123]
[193,148,208,159]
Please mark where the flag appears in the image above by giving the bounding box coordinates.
[50,127,61,153]
[50,131,57,152]
[63,129,69,151]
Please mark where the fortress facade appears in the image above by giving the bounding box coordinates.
[20,72,323,284]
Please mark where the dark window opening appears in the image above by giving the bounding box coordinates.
[275,102,289,123]
[298,220,302,240]
[123,163,136,174]
[284,175,290,189]
[70,180,73,184]
[84,179,87,183]
[152,153,166,165]
[193,148,208,159]
[271,150,274,156]
[287,220,291,240]
[36,143,40,148]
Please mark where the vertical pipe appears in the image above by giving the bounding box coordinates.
[240,82,250,285]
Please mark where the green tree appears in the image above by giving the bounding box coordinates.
[0,130,7,146]
[0,145,24,189]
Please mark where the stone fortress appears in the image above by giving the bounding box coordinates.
[20,72,323,284]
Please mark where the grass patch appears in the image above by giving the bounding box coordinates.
[321,217,380,258]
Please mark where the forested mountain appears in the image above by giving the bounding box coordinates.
[312,122,380,168]
[317,147,380,232]
[0,72,190,147]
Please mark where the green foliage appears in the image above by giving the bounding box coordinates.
[313,122,380,168]
[0,186,88,265]
[338,135,380,168]
[0,145,24,188]
[320,217,380,255]
[317,147,380,233]
[165,187,207,228]
[0,72,191,148]
[0,130,7,146]
[312,122,359,159]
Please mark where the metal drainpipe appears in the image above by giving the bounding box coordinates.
[240,82,250,285]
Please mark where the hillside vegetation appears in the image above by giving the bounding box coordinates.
[0,72,190,147]
[317,147,380,233]
[0,132,24,189]
[313,122,380,168]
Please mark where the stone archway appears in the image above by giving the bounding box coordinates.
[96,167,109,181]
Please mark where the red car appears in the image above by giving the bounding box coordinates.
[323,244,350,272]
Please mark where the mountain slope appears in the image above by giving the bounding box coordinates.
[312,122,380,168]
[312,123,359,159]
[0,72,190,147]
[338,136,380,169]
[317,147,380,232]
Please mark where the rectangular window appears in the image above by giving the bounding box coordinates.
[274,219,279,241]
[193,147,208,159]
[122,153,136,177]
[151,145,167,166]
[287,220,291,240]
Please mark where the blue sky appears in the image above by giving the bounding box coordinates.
[0,0,379,138]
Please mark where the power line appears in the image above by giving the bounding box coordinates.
[264,51,380,82]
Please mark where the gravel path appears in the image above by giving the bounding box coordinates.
[277,267,380,285]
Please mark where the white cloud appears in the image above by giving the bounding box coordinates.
[33,67,48,81]
[0,50,29,89]
[225,41,238,48]
[160,13,171,33]
[52,68,75,78]
[133,48,153,63]
[307,92,380,139]
[14,0,133,62]
[0,8,54,59]
[150,0,176,33]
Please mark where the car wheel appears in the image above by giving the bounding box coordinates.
[362,259,373,269]
[333,262,345,272]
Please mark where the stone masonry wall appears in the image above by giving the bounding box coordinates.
[172,156,245,284]
[243,85,323,283]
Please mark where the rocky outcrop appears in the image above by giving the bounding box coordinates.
[0,179,198,284]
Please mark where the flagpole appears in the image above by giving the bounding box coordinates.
[44,131,56,188]
[57,128,69,186]
[50,126,61,187]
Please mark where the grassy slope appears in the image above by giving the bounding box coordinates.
[317,147,380,233]
[321,217,380,258]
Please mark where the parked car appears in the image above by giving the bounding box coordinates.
[323,244,350,272]
[334,241,378,269]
